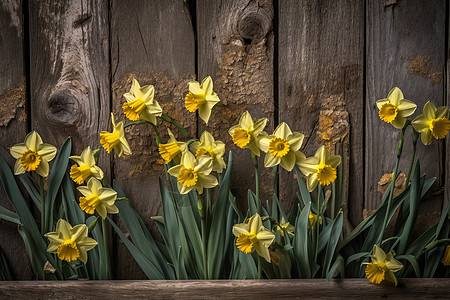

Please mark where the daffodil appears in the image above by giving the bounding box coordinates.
[442,245,450,266]
[99,113,131,157]
[9,131,57,177]
[190,131,226,173]
[45,219,97,263]
[376,87,417,129]
[122,78,162,124]
[259,122,305,172]
[276,217,294,238]
[69,146,104,185]
[158,128,188,164]
[412,102,450,145]
[309,212,319,227]
[77,178,119,219]
[232,213,275,262]
[297,145,341,192]
[168,151,218,194]
[229,111,268,156]
[364,245,403,286]
[185,76,220,124]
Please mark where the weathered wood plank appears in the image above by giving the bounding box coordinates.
[278,0,364,223]
[0,0,32,280]
[110,0,196,279]
[1,279,450,299]
[197,0,275,207]
[366,0,446,213]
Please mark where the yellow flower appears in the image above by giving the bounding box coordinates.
[364,245,403,286]
[77,178,119,219]
[229,111,268,156]
[190,131,226,173]
[442,245,450,266]
[122,78,162,124]
[44,219,97,263]
[259,122,305,171]
[168,151,218,194]
[309,212,319,227]
[276,217,294,238]
[9,131,57,177]
[158,128,188,164]
[185,76,220,124]
[100,113,131,157]
[69,146,104,185]
[376,87,417,129]
[297,145,341,192]
[232,213,276,262]
[412,102,450,145]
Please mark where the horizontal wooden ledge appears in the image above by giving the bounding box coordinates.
[0,279,449,299]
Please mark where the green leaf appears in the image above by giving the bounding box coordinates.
[18,174,41,212]
[0,155,62,279]
[207,152,233,279]
[0,246,12,280]
[44,137,72,233]
[396,254,420,278]
[293,202,311,278]
[295,166,311,206]
[327,254,345,281]
[60,173,84,225]
[107,217,165,279]
[397,161,422,254]
[0,205,20,224]
[346,252,370,265]
[17,225,46,280]
[114,181,175,279]
[322,212,343,277]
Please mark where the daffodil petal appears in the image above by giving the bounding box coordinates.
[287,132,304,151]
[421,129,433,145]
[24,131,43,151]
[38,144,57,161]
[387,87,403,106]
[9,143,27,159]
[423,101,437,120]
[168,165,182,177]
[198,174,218,188]
[249,214,262,234]
[273,122,292,140]
[259,136,271,153]
[35,159,49,177]
[435,106,449,119]
[280,151,296,171]
[13,159,25,175]
[376,98,389,110]
[297,157,319,176]
[412,114,430,132]
[391,116,406,129]
[307,173,319,192]
[239,111,254,129]
[199,104,213,125]
[264,153,281,168]
[397,99,417,117]
[55,219,72,240]
[253,118,268,135]
[201,76,214,95]
[232,223,250,236]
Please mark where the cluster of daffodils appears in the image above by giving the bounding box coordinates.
[377,87,450,145]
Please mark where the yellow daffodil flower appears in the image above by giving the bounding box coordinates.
[168,151,218,194]
[122,78,162,124]
[9,131,57,177]
[229,111,268,156]
[297,145,341,192]
[442,245,450,266]
[190,131,226,173]
[364,245,403,286]
[69,146,104,185]
[376,87,417,129]
[309,212,319,227]
[45,219,97,263]
[412,102,450,145]
[185,76,220,124]
[276,217,294,238]
[158,128,188,164]
[77,178,119,219]
[100,113,131,157]
[232,213,275,262]
[259,122,305,172]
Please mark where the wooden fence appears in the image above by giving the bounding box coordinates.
[0,0,448,279]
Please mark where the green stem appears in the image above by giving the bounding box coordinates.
[150,122,161,145]
[377,124,407,245]
[88,216,100,233]
[102,218,111,279]
[272,165,279,198]
[258,256,262,279]
[406,129,419,184]
[39,176,45,235]
[123,120,147,128]
[251,153,261,214]
[314,184,321,262]
[160,113,190,139]
[201,216,208,279]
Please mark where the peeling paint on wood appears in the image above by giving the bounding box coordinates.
[405,55,443,84]
[0,77,26,127]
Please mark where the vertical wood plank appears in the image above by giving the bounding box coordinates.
[366,0,446,213]
[110,0,196,279]
[0,0,32,280]
[446,5,450,208]
[279,0,364,223]
[197,0,275,206]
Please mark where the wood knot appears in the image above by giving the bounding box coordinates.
[46,91,80,125]
[238,6,272,43]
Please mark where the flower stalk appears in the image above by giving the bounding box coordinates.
[251,153,261,214]
[39,175,45,235]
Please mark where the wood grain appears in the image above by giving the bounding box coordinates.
[110,0,196,279]
[0,0,32,280]
[197,0,275,208]
[1,279,449,299]
[278,0,364,223]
